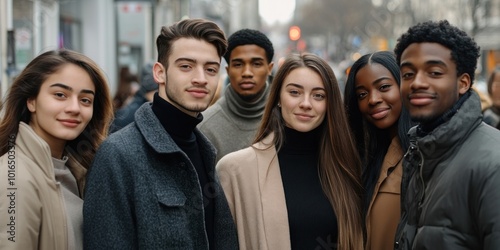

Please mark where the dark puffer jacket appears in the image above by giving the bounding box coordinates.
[395,91,500,250]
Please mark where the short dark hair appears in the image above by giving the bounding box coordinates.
[223,29,274,64]
[156,18,227,68]
[394,20,481,84]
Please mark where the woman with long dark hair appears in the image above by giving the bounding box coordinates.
[217,53,364,250]
[0,49,113,249]
[344,51,414,250]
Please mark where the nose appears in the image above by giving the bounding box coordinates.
[192,67,208,86]
[410,72,429,90]
[368,91,382,106]
[242,64,253,78]
[65,97,81,114]
[299,96,312,110]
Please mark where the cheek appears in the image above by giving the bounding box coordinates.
[357,99,369,115]
[83,107,94,122]
[316,102,327,118]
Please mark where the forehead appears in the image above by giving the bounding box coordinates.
[43,64,95,90]
[355,63,394,85]
[169,37,220,62]
[283,67,324,88]
[400,42,453,66]
[230,44,267,60]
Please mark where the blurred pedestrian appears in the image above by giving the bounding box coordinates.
[217,53,364,250]
[483,67,500,129]
[112,66,139,110]
[198,29,274,162]
[83,18,238,249]
[0,49,113,250]
[393,20,500,249]
[110,62,157,133]
[344,51,415,250]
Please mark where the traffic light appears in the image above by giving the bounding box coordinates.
[289,26,301,41]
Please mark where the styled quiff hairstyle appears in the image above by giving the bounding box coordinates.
[223,28,274,64]
[254,53,364,250]
[156,18,227,68]
[394,20,480,84]
[0,49,113,195]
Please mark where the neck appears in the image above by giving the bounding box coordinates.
[152,93,202,140]
[48,141,65,159]
[225,83,270,119]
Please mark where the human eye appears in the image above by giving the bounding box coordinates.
[231,62,242,67]
[356,91,368,100]
[289,89,300,96]
[179,64,192,71]
[253,61,263,67]
[206,67,219,75]
[380,84,392,91]
[428,69,443,77]
[80,97,93,106]
[54,92,67,99]
[312,92,326,101]
[401,71,414,80]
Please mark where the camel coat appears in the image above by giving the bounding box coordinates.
[365,137,403,250]
[216,134,291,250]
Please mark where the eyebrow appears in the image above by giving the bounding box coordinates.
[400,59,447,68]
[286,83,325,91]
[231,57,265,63]
[355,76,393,90]
[50,83,95,95]
[175,57,220,67]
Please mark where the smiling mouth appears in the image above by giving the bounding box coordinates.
[295,114,313,121]
[59,120,81,128]
[370,109,389,120]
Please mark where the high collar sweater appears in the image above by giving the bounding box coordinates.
[278,126,338,249]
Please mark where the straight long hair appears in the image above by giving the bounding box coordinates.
[0,49,113,194]
[255,53,364,250]
[343,51,414,211]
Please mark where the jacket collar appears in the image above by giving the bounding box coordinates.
[134,103,216,161]
[16,122,55,179]
[408,90,483,171]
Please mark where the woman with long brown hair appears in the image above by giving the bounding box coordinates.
[217,53,364,250]
[0,49,113,250]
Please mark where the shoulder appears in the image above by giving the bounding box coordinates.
[199,102,226,128]
[216,143,274,174]
[217,147,259,172]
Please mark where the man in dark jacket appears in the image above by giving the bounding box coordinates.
[394,20,500,250]
[83,19,238,250]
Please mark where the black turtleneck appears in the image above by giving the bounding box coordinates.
[151,93,215,249]
[277,126,338,249]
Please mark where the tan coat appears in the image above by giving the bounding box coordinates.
[0,122,84,250]
[216,134,291,250]
[365,137,403,250]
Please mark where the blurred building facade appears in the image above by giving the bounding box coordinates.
[0,0,259,98]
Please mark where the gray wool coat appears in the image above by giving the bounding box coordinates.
[83,103,238,250]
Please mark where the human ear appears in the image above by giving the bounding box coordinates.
[27,98,36,112]
[152,62,166,86]
[458,73,471,95]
